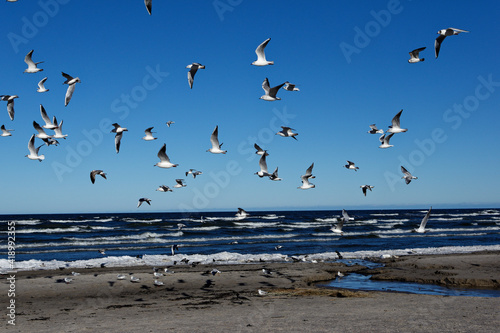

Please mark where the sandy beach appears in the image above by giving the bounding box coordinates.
[2,251,500,332]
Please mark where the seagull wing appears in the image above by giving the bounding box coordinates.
[145,127,154,136]
[258,154,268,173]
[261,78,270,94]
[410,47,426,58]
[187,65,198,89]
[28,134,36,155]
[391,109,403,128]
[304,163,314,177]
[90,170,97,184]
[255,38,270,62]
[65,84,76,106]
[435,35,446,58]
[38,77,48,90]
[268,82,286,98]
[24,50,36,69]
[32,121,47,135]
[144,0,152,15]
[40,105,51,124]
[115,132,123,153]
[401,166,411,177]
[384,133,394,144]
[7,100,15,121]
[419,207,432,231]
[210,126,220,149]
[450,27,469,33]
[157,143,171,162]
[342,209,350,223]
[61,72,74,84]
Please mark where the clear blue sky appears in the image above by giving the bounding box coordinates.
[0,0,499,214]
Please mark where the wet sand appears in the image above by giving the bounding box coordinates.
[2,251,499,332]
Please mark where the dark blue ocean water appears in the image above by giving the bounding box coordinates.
[1,208,499,270]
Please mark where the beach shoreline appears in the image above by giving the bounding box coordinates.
[2,251,499,332]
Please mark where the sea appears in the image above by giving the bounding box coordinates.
[1,208,500,271]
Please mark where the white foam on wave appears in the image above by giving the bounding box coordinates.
[5,219,41,225]
[371,213,399,216]
[185,226,221,231]
[1,227,82,234]
[261,214,284,220]
[234,222,280,228]
[122,218,163,223]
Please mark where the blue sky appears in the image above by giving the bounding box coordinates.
[0,0,499,214]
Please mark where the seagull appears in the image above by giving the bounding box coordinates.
[24,50,44,73]
[251,38,274,66]
[62,72,81,107]
[275,245,283,250]
[262,268,272,275]
[378,133,394,149]
[153,271,164,277]
[415,207,432,233]
[408,47,426,63]
[171,244,179,255]
[90,170,107,184]
[154,144,178,168]
[258,289,268,296]
[401,166,418,185]
[337,271,345,278]
[367,124,384,134]
[64,277,73,284]
[40,105,58,129]
[144,0,152,15]
[360,185,374,196]
[331,210,349,235]
[0,95,19,121]
[42,137,59,146]
[137,198,151,208]
[98,249,106,255]
[269,167,282,181]
[71,272,80,276]
[255,154,271,178]
[276,126,298,140]
[174,179,186,188]
[166,121,174,127]
[236,208,249,219]
[298,174,315,190]
[303,163,315,179]
[186,169,203,178]
[37,77,49,92]
[186,63,205,89]
[283,82,299,91]
[130,276,140,283]
[156,185,172,192]
[111,123,128,154]
[142,127,157,141]
[211,268,221,276]
[0,125,13,137]
[254,143,269,156]
[207,125,227,154]
[435,28,469,59]
[344,160,359,171]
[177,223,186,230]
[154,280,164,286]
[387,109,407,133]
[117,274,126,280]
[260,77,285,101]
[51,117,68,139]
[33,121,52,140]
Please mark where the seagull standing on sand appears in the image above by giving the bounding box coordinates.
[408,47,426,63]
[142,127,157,141]
[254,143,269,156]
[344,161,359,171]
[207,125,227,154]
[435,28,469,59]
[186,63,205,89]
[0,125,13,137]
[37,77,49,92]
[276,126,298,140]
[378,133,394,149]
[401,166,418,184]
[360,185,374,196]
[260,78,285,101]
[24,50,44,73]
[62,72,81,107]
[90,170,107,184]
[111,123,128,153]
[137,198,151,208]
[0,95,18,121]
[283,82,299,91]
[255,154,271,178]
[155,144,178,168]
[367,124,384,134]
[416,207,432,233]
[25,134,44,161]
[269,167,282,181]
[174,179,186,188]
[144,0,152,14]
[251,38,274,66]
[40,105,58,129]
[130,276,140,283]
[156,185,172,192]
[387,110,407,133]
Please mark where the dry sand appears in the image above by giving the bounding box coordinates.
[2,251,499,332]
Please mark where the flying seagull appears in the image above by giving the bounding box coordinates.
[166,121,174,127]
[415,207,432,233]
[37,77,49,92]
[283,82,300,91]
[40,105,58,129]
[33,121,52,140]
[155,143,178,168]
[367,124,384,134]
[186,169,202,178]
[298,164,315,190]
[236,208,249,219]
[62,72,81,106]
[360,185,374,196]
[344,160,359,171]
[386,109,407,134]
[142,127,157,141]
[251,38,274,66]
[276,126,298,140]
[26,134,44,161]
[269,167,282,181]
[174,179,186,188]
[331,210,350,235]
[0,95,18,121]
[207,125,227,154]
[0,125,13,137]
[256,154,271,178]
[137,198,151,208]
[408,47,426,63]
[41,137,59,146]
[435,28,469,59]
[90,170,107,184]
[260,77,286,101]
[254,143,269,156]
[186,63,205,89]
[378,133,394,149]
[24,50,44,73]
[156,185,172,192]
[52,117,68,139]
[111,123,128,153]
[401,166,418,184]
[144,0,151,15]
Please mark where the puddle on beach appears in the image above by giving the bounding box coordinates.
[322,273,500,297]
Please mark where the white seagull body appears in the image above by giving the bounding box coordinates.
[186,169,203,178]
[260,77,285,101]
[344,160,359,171]
[298,174,315,190]
[207,125,226,154]
[269,167,282,181]
[52,117,68,139]
[156,185,173,192]
[33,121,52,140]
[37,77,49,92]
[378,133,394,149]
[62,72,81,107]
[26,134,44,161]
[387,109,407,134]
[401,166,418,185]
[0,95,19,121]
[408,47,426,63]
[331,210,349,235]
[368,124,384,134]
[155,144,178,168]
[111,123,128,153]
[435,28,469,59]
[256,154,271,177]
[0,125,13,137]
[186,63,205,89]
[90,170,107,184]
[24,50,44,73]
[137,198,151,208]
[174,179,186,188]
[252,38,274,66]
[130,276,140,283]
[142,127,157,141]
[40,105,58,129]
[276,126,298,140]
